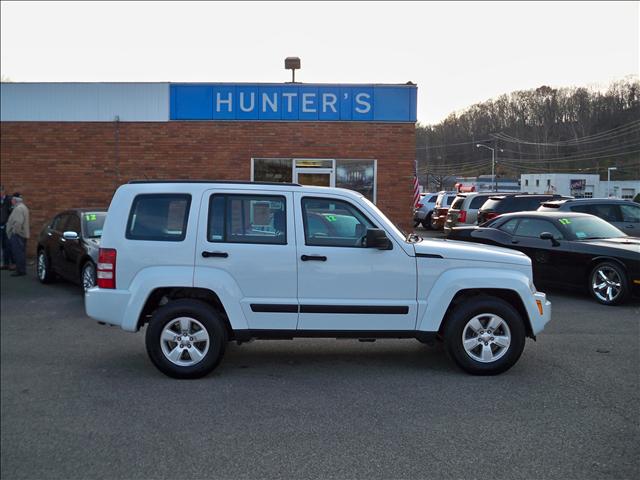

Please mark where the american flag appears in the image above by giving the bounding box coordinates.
[413,159,421,207]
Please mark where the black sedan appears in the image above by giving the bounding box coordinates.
[449,212,640,305]
[36,209,107,291]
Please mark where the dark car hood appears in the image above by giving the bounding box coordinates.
[578,237,640,253]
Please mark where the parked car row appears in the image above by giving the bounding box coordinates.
[415,191,640,238]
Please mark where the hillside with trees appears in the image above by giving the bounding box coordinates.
[417,76,640,190]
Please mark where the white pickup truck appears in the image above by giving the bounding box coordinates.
[85,181,551,378]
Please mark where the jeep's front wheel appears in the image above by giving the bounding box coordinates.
[145,299,227,379]
[444,296,526,375]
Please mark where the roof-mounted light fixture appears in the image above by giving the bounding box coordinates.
[285,57,301,83]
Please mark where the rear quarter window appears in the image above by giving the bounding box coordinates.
[450,197,465,209]
[480,198,504,211]
[469,196,491,209]
[126,194,191,241]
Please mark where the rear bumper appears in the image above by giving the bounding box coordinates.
[85,287,135,331]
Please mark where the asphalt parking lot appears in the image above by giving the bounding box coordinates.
[1,248,639,479]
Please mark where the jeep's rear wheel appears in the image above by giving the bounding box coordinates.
[145,299,227,379]
[444,296,525,375]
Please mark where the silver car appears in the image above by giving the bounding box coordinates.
[444,192,511,235]
[413,192,439,228]
[538,198,640,236]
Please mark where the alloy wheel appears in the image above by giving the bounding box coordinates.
[82,263,96,291]
[461,313,511,363]
[591,266,622,303]
[37,252,47,280]
[160,317,210,367]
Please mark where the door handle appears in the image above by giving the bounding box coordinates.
[202,251,229,258]
[511,239,519,244]
[301,255,327,262]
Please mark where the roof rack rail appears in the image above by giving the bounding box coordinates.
[128,180,302,187]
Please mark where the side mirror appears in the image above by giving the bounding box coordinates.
[539,232,560,246]
[364,228,393,250]
[63,231,79,240]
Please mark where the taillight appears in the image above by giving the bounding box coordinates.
[416,202,424,208]
[97,248,117,289]
[485,212,499,220]
[459,210,467,223]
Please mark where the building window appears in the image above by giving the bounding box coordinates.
[535,179,540,187]
[336,159,376,201]
[252,158,377,202]
[583,192,593,198]
[525,179,529,186]
[252,158,293,183]
[547,179,551,186]
[621,188,635,200]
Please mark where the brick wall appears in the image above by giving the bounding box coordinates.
[0,121,415,255]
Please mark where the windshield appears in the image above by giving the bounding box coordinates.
[562,216,626,240]
[82,212,107,238]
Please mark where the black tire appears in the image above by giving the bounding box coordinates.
[443,296,526,375]
[422,212,434,230]
[36,249,55,284]
[145,299,228,379]
[588,261,629,306]
[430,213,440,230]
[81,261,96,292]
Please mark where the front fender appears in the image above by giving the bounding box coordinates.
[417,267,538,333]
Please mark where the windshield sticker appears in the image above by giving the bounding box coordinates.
[85,214,98,221]
[575,231,587,238]
[325,215,337,222]
[559,218,571,225]
[93,229,103,236]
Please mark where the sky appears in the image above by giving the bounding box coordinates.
[1,1,638,124]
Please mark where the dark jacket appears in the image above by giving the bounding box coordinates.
[0,195,12,226]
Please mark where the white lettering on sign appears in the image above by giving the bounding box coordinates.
[302,93,316,113]
[239,92,255,112]
[262,93,277,112]
[282,92,296,113]
[322,93,337,113]
[216,92,232,112]
[355,93,371,114]
[207,88,375,117]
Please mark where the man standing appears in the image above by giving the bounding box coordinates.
[6,193,29,277]
[0,186,13,269]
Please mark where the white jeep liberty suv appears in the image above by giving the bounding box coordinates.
[85,181,551,378]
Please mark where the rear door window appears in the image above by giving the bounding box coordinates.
[208,194,287,245]
[445,195,457,206]
[126,194,191,241]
